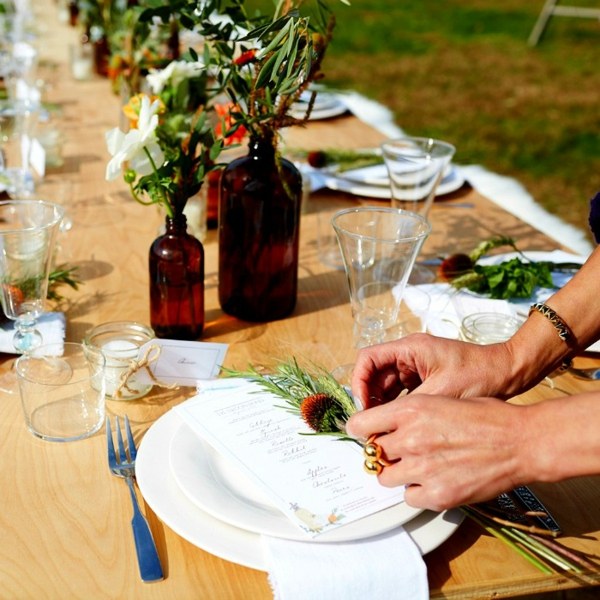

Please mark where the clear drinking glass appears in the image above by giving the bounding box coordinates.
[16,342,106,442]
[381,136,456,216]
[0,200,64,353]
[0,98,39,196]
[332,207,431,349]
[381,136,455,283]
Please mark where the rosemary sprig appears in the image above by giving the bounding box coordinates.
[47,264,82,301]
[224,357,357,437]
[296,148,383,171]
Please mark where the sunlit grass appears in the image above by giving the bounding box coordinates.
[249,0,600,240]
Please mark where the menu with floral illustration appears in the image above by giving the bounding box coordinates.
[174,378,405,538]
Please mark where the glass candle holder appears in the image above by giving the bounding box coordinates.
[461,312,523,344]
[84,321,155,401]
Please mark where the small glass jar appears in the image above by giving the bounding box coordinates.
[84,321,155,401]
[461,312,523,344]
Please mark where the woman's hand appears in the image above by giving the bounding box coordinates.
[346,393,530,511]
[351,333,522,409]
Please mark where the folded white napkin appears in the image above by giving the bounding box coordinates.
[263,526,428,600]
[0,312,65,354]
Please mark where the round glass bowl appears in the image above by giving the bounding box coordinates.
[84,321,155,401]
[461,312,523,344]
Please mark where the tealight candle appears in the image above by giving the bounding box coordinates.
[84,321,155,400]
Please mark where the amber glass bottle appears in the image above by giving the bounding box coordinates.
[218,135,302,321]
[149,214,204,339]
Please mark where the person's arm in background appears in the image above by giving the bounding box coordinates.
[351,246,600,408]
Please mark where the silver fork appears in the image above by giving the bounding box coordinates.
[106,415,164,583]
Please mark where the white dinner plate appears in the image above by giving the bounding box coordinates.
[136,409,464,570]
[169,420,423,543]
[323,165,465,199]
[289,95,349,121]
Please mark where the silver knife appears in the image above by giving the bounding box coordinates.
[513,485,562,534]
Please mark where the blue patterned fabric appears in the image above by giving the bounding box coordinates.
[589,192,600,243]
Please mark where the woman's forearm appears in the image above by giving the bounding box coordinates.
[505,246,600,392]
[523,392,600,483]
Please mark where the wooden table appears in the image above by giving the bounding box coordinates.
[1,2,600,598]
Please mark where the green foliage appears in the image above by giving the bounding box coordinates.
[447,235,581,299]
[141,0,349,139]
[133,109,223,217]
[452,258,555,299]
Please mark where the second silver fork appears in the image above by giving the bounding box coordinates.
[106,415,164,583]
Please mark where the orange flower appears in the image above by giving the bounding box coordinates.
[214,102,248,146]
[234,49,257,66]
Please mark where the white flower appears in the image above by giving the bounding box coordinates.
[105,95,165,181]
[146,60,205,95]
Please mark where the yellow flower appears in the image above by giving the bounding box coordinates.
[122,93,166,129]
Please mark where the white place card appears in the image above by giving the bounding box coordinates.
[29,137,46,177]
[175,378,405,538]
[135,339,228,386]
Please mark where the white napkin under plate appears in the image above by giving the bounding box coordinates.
[0,311,65,354]
[263,525,428,600]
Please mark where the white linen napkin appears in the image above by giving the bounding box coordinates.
[0,311,65,354]
[263,526,428,600]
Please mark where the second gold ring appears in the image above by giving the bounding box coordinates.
[363,434,393,475]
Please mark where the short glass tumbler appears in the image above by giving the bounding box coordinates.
[15,342,106,442]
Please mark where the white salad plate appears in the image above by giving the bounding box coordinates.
[169,420,423,543]
[323,165,465,199]
[136,409,464,570]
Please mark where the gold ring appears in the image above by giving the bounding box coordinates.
[363,434,393,475]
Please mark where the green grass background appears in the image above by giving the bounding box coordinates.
[254,0,600,243]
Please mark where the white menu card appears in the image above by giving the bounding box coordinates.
[175,378,405,538]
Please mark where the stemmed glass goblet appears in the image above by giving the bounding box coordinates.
[381,136,455,283]
[0,200,64,357]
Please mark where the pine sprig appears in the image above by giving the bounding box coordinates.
[223,357,357,436]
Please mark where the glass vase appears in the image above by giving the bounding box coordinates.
[149,213,204,340]
[218,135,302,321]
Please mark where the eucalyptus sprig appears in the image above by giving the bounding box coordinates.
[224,357,357,439]
[141,0,350,141]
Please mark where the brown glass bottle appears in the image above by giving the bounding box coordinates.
[149,214,204,339]
[218,135,302,321]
